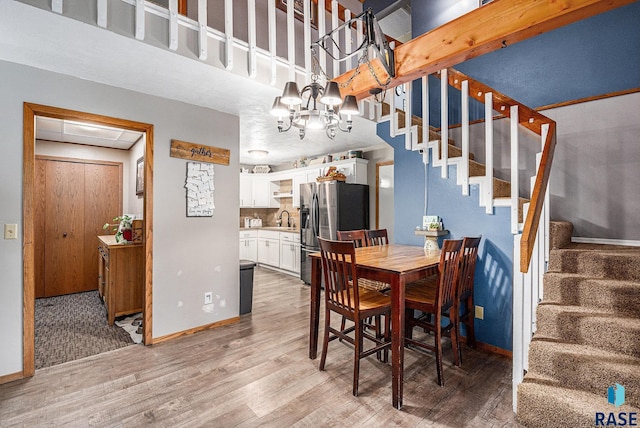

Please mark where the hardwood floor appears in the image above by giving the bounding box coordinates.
[0,267,522,427]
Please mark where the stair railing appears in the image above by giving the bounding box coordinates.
[380,67,556,413]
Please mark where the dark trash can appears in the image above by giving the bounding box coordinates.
[240,260,256,315]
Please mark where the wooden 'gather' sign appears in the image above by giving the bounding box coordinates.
[170,139,230,165]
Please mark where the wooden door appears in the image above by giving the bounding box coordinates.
[84,163,121,296]
[44,159,85,297]
[35,157,122,298]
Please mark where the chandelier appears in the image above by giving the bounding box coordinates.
[270,8,394,140]
[270,73,359,140]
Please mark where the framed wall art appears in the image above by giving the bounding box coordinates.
[136,156,144,196]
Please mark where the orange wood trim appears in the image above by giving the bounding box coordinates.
[143,127,154,345]
[0,371,25,385]
[375,160,393,230]
[34,154,124,167]
[520,123,556,272]
[459,336,513,359]
[23,103,155,378]
[178,0,187,15]
[444,69,550,135]
[334,0,635,99]
[536,87,640,112]
[152,317,240,344]
[23,103,36,379]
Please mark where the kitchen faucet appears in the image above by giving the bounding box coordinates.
[278,210,291,228]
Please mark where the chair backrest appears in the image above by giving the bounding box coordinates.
[318,238,360,315]
[436,239,463,312]
[458,236,481,300]
[366,229,389,246]
[336,229,368,248]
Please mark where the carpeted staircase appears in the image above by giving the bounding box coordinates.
[517,221,640,427]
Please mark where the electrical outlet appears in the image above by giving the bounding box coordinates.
[4,224,17,240]
[475,305,484,320]
[204,291,213,305]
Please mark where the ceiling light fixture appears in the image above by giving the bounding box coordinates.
[271,8,394,140]
[248,149,269,157]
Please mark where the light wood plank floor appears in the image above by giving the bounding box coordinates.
[0,267,523,427]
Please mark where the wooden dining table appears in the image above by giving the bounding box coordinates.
[308,243,441,409]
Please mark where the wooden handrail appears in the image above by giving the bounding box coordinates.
[438,68,557,273]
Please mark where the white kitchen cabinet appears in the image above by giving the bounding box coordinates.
[239,173,253,208]
[239,230,258,262]
[257,230,280,267]
[279,232,300,273]
[252,175,271,208]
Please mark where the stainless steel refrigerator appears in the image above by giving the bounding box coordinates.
[300,181,369,284]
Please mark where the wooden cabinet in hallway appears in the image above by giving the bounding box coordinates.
[34,156,122,298]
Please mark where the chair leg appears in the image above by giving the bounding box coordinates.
[353,320,363,396]
[405,308,414,340]
[383,313,390,364]
[466,298,476,348]
[339,316,347,342]
[319,308,331,371]
[434,328,444,387]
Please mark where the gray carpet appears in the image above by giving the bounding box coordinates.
[35,290,135,370]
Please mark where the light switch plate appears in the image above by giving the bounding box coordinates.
[4,224,17,240]
[475,305,484,320]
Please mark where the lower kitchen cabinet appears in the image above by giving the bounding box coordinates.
[280,232,300,274]
[239,230,258,262]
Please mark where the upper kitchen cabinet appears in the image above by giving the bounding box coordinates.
[240,158,368,208]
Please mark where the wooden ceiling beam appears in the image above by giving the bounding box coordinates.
[333,0,636,99]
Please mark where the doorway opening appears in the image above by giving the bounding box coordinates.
[22,103,154,377]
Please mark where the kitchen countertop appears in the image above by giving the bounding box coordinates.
[241,227,299,232]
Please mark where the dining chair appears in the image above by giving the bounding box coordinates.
[456,236,481,362]
[366,228,389,246]
[318,238,392,396]
[336,230,367,248]
[404,239,463,386]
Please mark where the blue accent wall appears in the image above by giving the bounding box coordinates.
[381,121,514,351]
[409,1,640,125]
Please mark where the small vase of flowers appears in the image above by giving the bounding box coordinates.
[103,215,133,243]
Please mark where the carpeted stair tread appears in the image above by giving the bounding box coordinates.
[543,273,640,316]
[549,221,573,249]
[535,303,640,357]
[517,374,640,428]
[527,340,640,407]
[548,249,640,281]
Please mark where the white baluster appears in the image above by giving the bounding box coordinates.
[247,0,256,78]
[304,0,311,82]
[52,0,62,14]
[484,91,494,214]
[135,0,145,41]
[404,81,412,150]
[510,105,519,233]
[169,0,178,51]
[198,0,208,60]
[440,69,448,178]
[97,0,107,28]
[224,0,233,68]
[318,0,326,76]
[461,80,469,195]
[331,0,339,78]
[268,0,276,85]
[286,0,295,81]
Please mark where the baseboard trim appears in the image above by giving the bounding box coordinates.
[0,370,26,385]
[572,237,640,247]
[459,336,512,359]
[152,316,240,344]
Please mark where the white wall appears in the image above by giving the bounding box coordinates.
[447,93,640,240]
[0,60,240,377]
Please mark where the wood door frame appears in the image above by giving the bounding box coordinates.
[23,103,154,378]
[375,160,393,229]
